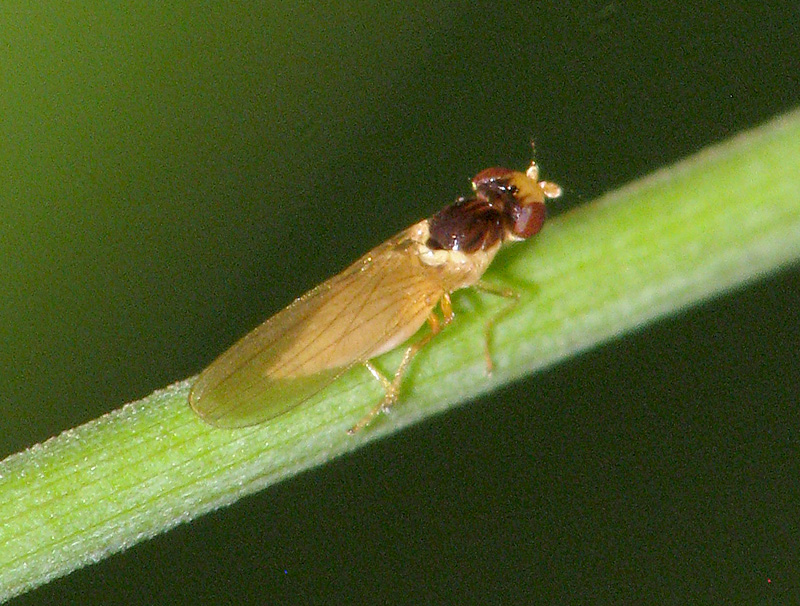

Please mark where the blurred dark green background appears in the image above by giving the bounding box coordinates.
[3,1,798,603]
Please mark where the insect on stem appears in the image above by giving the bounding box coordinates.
[189,156,561,432]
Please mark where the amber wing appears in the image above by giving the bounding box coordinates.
[189,228,445,427]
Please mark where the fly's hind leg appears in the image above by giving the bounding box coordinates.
[474,280,520,375]
[348,293,454,434]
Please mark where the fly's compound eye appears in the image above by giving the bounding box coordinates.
[508,199,546,239]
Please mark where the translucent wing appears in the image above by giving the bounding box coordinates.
[189,226,445,427]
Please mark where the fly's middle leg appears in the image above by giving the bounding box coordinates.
[348,293,454,434]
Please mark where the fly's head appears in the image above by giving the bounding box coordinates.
[472,162,562,241]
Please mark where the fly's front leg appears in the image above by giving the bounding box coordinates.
[474,280,520,375]
[348,293,454,434]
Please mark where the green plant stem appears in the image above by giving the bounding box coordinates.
[2,108,799,600]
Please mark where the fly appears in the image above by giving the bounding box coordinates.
[189,157,562,433]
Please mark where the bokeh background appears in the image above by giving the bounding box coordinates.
[3,1,799,603]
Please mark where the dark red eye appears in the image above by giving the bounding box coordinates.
[508,200,546,238]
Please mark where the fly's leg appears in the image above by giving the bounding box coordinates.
[348,293,454,434]
[474,280,520,375]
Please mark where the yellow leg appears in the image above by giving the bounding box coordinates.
[348,293,454,434]
[474,280,519,375]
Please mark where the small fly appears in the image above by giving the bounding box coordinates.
[190,157,562,433]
